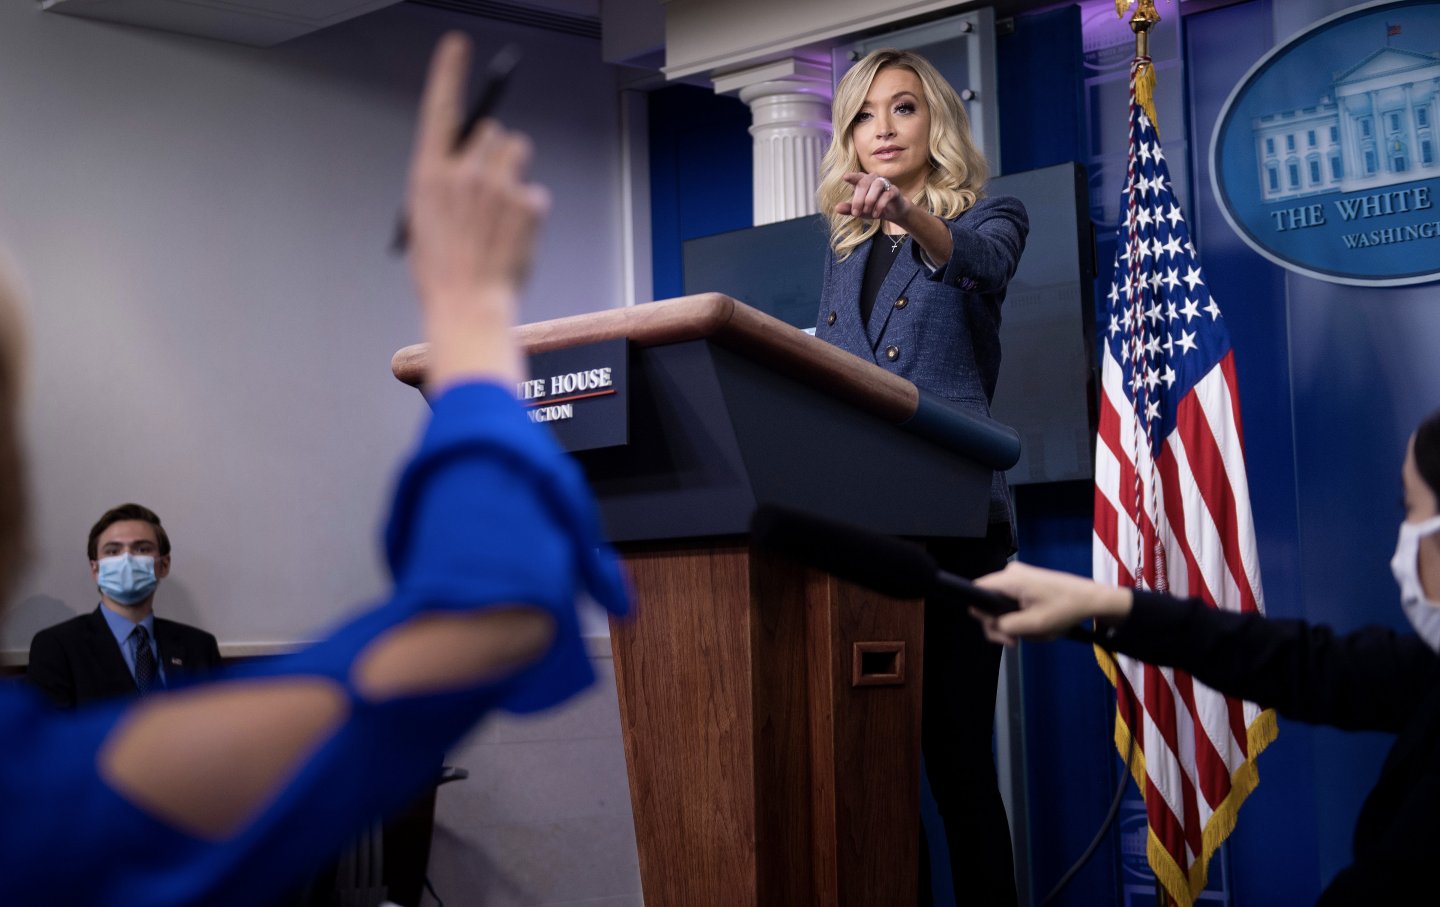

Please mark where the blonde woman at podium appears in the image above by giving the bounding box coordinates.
[0,33,627,906]
[812,48,1029,906]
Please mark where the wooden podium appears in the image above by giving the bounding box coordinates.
[392,294,1019,906]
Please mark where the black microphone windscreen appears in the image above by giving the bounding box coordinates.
[749,505,938,599]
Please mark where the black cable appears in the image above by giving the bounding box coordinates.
[423,875,446,907]
[1037,642,1140,907]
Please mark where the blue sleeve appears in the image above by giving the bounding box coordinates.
[1,381,631,907]
[929,195,1029,293]
[214,382,630,894]
[383,380,629,711]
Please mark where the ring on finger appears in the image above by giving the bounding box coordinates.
[876,177,892,191]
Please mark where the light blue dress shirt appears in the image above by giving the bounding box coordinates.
[98,604,167,687]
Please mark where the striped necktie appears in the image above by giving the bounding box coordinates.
[131,624,157,695]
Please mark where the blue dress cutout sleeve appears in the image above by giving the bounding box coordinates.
[0,380,631,906]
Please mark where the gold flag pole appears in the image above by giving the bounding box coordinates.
[1119,0,1162,131]
[1113,11,1168,907]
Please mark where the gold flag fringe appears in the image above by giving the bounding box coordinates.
[1095,645,1279,906]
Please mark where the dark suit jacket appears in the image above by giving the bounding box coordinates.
[26,606,223,709]
[814,195,1029,528]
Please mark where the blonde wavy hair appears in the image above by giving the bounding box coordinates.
[818,49,988,260]
[0,255,29,611]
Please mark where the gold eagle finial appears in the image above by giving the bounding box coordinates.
[1118,0,1164,132]
[1116,0,1162,25]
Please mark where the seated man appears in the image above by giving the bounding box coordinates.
[27,503,221,707]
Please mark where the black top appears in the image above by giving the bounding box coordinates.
[1109,591,1440,905]
[859,231,908,326]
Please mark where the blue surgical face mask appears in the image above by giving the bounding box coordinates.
[96,554,159,606]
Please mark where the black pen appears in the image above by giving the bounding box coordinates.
[390,44,521,253]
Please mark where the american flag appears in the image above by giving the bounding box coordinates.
[1092,59,1278,907]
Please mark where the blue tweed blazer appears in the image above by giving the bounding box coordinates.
[813,194,1028,528]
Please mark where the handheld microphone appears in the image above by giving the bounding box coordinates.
[749,505,1019,616]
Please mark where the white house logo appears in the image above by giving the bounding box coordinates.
[1211,0,1440,286]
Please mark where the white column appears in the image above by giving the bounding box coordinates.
[1337,95,1355,185]
[1402,82,1413,171]
[714,56,833,225]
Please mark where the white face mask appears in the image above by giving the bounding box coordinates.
[1391,514,1440,651]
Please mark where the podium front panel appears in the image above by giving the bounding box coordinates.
[576,340,992,542]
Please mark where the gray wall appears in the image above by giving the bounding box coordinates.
[0,4,625,650]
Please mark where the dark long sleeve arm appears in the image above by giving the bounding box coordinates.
[1106,591,1440,733]
[930,195,1028,294]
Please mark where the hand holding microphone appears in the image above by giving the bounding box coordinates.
[973,562,1132,647]
[750,505,1107,644]
[749,505,1018,615]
